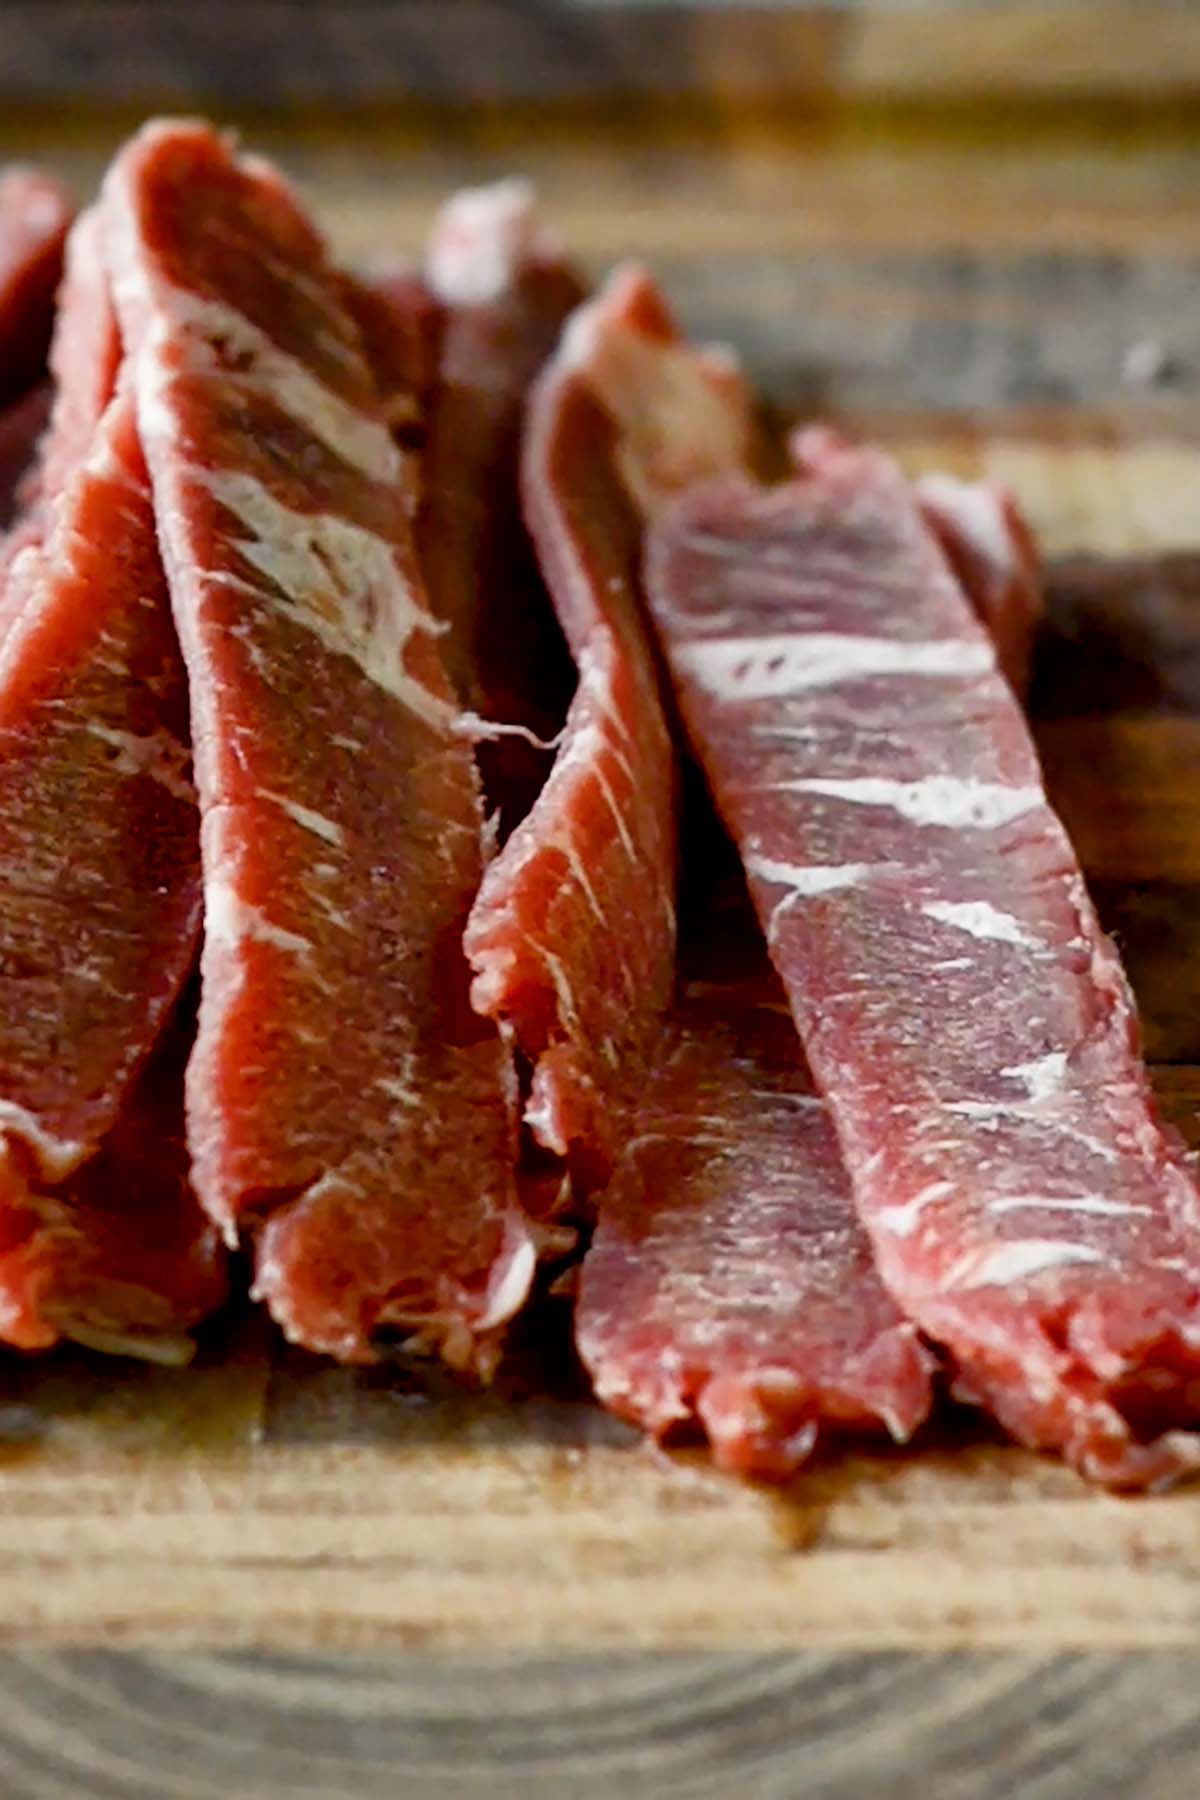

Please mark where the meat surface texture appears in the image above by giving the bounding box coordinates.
[576,888,934,1478]
[104,121,532,1371]
[644,429,1200,1488]
[0,392,224,1352]
[465,266,752,1189]
[421,181,584,828]
[39,207,124,514]
[339,268,437,458]
[0,168,73,405]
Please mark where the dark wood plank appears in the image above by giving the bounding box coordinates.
[1,1649,1200,1799]
[3,4,1200,114]
[0,3,847,110]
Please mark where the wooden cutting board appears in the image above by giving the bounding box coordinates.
[4,90,1200,1799]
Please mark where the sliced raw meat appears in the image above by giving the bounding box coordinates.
[421,181,584,827]
[643,429,1200,1489]
[916,467,1041,693]
[577,883,934,1479]
[0,995,224,1362]
[345,267,442,458]
[0,381,49,528]
[465,267,753,1189]
[40,207,123,512]
[104,121,531,1370]
[0,392,224,1353]
[0,168,72,405]
[0,207,123,610]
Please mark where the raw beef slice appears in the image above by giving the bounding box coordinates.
[104,120,533,1370]
[916,466,1041,694]
[0,392,223,1354]
[465,266,752,1190]
[340,267,439,458]
[643,427,1200,1489]
[576,439,1030,1478]
[421,180,584,827]
[39,207,124,513]
[0,207,124,611]
[0,167,72,405]
[577,883,934,1478]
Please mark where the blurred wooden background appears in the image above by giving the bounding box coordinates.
[2,1,1200,113]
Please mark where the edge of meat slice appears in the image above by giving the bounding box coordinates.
[103,120,532,1373]
[576,882,936,1480]
[642,426,1200,1490]
[340,266,440,464]
[419,180,584,830]
[464,263,753,1193]
[0,391,224,1355]
[0,167,73,406]
[576,432,1033,1480]
[0,206,124,608]
[915,467,1042,695]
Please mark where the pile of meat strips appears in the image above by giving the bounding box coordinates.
[1,121,1198,1493]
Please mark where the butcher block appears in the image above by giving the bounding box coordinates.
[7,20,1200,1798]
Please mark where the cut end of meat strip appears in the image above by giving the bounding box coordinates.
[465,265,753,1189]
[556,264,752,559]
[339,267,437,497]
[417,180,583,830]
[104,120,533,1368]
[914,467,1042,696]
[577,917,935,1481]
[253,1176,536,1376]
[922,1272,1200,1491]
[0,205,124,625]
[426,178,565,309]
[0,1001,226,1359]
[0,167,73,406]
[644,427,1200,1489]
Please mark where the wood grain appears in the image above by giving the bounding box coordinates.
[2,4,1200,113]
[2,1648,1200,1799]
[3,98,1200,1793]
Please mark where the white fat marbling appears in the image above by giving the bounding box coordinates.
[780,775,1041,831]
[592,763,638,863]
[130,279,397,484]
[988,1194,1150,1219]
[0,1101,86,1182]
[554,836,606,928]
[876,1180,956,1238]
[1001,1051,1069,1104]
[206,882,311,956]
[671,633,994,701]
[538,943,583,1038]
[258,788,344,847]
[188,467,451,731]
[85,723,195,804]
[922,899,1043,952]
[942,1100,1120,1168]
[746,856,877,897]
[945,1238,1108,1290]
